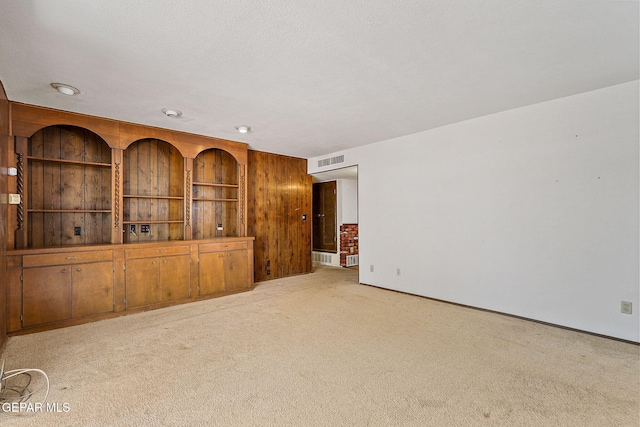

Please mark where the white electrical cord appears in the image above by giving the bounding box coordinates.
[0,358,50,416]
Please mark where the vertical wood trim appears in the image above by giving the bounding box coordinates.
[7,134,16,250]
[15,136,28,248]
[113,248,125,312]
[7,259,23,332]
[190,242,199,296]
[247,239,254,288]
[112,148,123,244]
[184,158,193,240]
[239,164,246,237]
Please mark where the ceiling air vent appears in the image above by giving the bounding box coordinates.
[318,155,344,167]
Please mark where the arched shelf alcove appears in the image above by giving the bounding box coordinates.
[122,138,184,242]
[22,125,113,248]
[192,148,239,238]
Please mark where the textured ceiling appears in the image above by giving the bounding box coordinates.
[0,1,637,158]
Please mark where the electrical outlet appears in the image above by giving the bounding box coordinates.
[370,265,374,273]
[396,268,401,276]
[141,224,150,233]
[73,226,82,236]
[621,301,632,315]
[129,224,136,233]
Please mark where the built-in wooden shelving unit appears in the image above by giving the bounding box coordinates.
[6,103,253,335]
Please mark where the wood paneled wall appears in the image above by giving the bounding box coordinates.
[0,80,9,350]
[247,150,312,282]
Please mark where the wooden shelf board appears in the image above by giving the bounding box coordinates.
[27,156,111,167]
[28,209,112,213]
[123,195,184,200]
[122,220,184,224]
[192,182,238,188]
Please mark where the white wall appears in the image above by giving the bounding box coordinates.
[339,178,358,225]
[309,81,639,342]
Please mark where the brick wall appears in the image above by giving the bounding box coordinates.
[339,223,358,266]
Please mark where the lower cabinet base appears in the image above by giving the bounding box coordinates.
[8,285,253,336]
[6,238,254,335]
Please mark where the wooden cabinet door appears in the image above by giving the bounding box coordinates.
[23,265,72,326]
[198,252,225,295]
[72,262,114,318]
[125,258,160,308]
[160,255,191,302]
[224,250,250,291]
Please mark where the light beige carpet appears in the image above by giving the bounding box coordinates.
[1,265,638,426]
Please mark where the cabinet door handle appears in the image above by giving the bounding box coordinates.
[227,253,231,257]
[76,268,82,272]
[152,261,157,265]
[61,269,67,273]
[66,256,77,260]
[163,259,168,263]
[156,250,164,253]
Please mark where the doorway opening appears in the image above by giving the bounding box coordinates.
[311,166,358,271]
[313,181,337,253]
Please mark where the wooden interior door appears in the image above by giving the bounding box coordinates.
[312,181,337,253]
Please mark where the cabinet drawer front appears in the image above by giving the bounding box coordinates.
[199,241,247,253]
[126,246,190,259]
[23,250,113,268]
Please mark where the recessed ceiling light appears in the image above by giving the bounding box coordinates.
[162,108,182,118]
[235,126,251,134]
[51,83,80,96]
